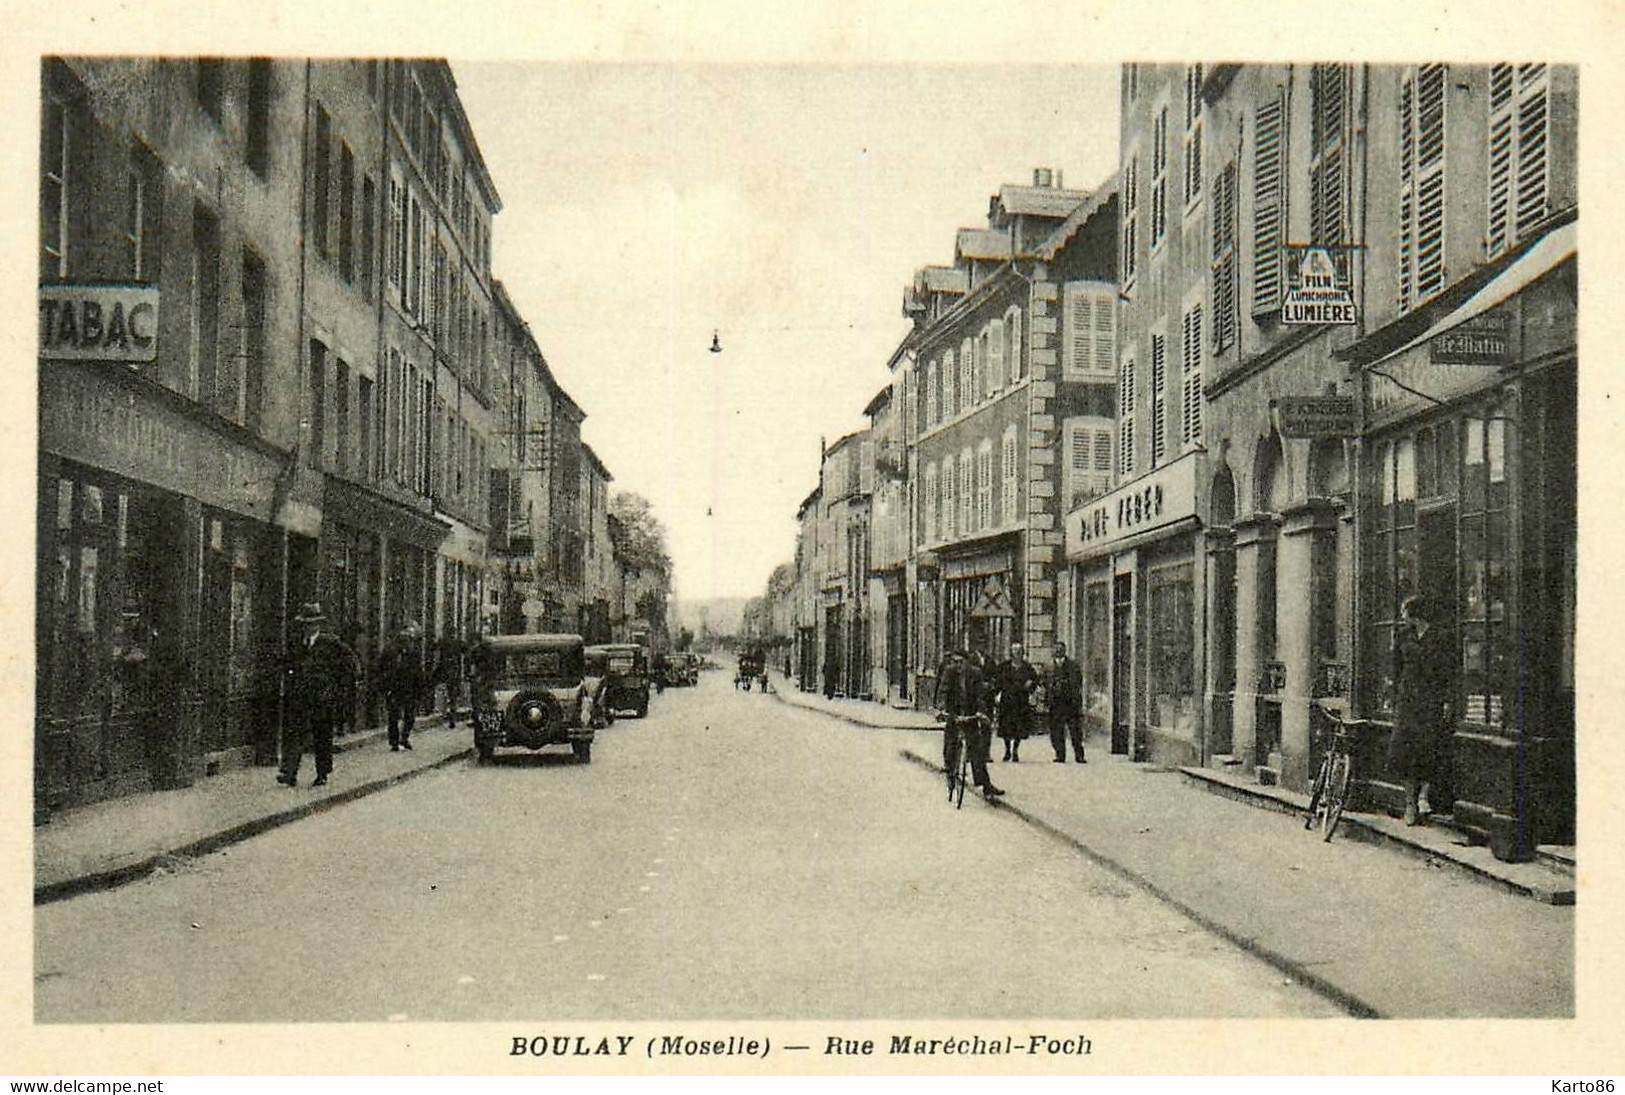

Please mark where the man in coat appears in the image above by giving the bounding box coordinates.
[278,602,358,787]
[1045,642,1086,764]
[377,621,426,751]
[934,647,1004,799]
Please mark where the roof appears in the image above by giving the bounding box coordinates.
[824,429,867,457]
[580,442,613,481]
[491,279,588,423]
[797,488,822,518]
[919,265,970,294]
[1035,178,1120,261]
[863,384,893,418]
[991,184,1090,221]
[429,61,502,213]
[955,228,1013,263]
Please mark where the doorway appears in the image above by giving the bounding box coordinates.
[1111,573,1133,755]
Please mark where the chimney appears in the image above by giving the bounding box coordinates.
[1033,167,1053,187]
[1055,169,1063,189]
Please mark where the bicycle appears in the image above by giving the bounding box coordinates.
[940,713,985,809]
[1304,701,1360,842]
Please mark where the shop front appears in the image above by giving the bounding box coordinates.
[37,359,292,810]
[1341,219,1576,853]
[936,535,1020,662]
[1064,453,1205,765]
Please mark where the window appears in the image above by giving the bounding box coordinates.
[1118,349,1137,478]
[974,330,988,400]
[1211,159,1238,352]
[999,426,1018,525]
[941,454,955,540]
[1183,64,1204,208]
[360,174,376,301]
[1151,104,1170,248]
[241,248,267,432]
[126,143,162,282]
[335,359,351,474]
[1252,89,1288,313]
[1063,281,1116,380]
[41,79,73,278]
[1007,307,1024,381]
[989,318,1005,391]
[976,441,993,531]
[1310,63,1352,246]
[1181,300,1205,447]
[958,447,974,536]
[312,104,331,259]
[1460,408,1510,726]
[192,203,221,412]
[388,175,405,293]
[338,143,356,282]
[1066,419,1113,510]
[923,462,938,543]
[1125,64,1140,103]
[1121,150,1140,289]
[246,59,272,177]
[960,339,973,411]
[197,59,224,122]
[359,375,375,482]
[1149,562,1197,732]
[925,361,939,427]
[1487,63,1550,257]
[1150,328,1168,465]
[308,339,328,468]
[1399,64,1449,309]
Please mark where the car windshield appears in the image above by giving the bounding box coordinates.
[608,655,636,674]
[488,649,581,688]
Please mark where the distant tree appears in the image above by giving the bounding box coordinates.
[609,491,673,574]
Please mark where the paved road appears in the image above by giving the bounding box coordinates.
[35,668,1340,1022]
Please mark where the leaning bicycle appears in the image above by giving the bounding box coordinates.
[1304,702,1359,842]
[941,713,986,809]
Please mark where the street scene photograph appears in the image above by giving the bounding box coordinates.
[14,24,1603,1075]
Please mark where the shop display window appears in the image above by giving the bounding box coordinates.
[1148,561,1196,733]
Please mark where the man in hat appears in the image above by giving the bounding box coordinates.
[278,602,358,787]
[934,646,1004,800]
[376,620,426,751]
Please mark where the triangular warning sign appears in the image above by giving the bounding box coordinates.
[969,576,1015,619]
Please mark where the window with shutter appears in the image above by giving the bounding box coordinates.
[1122,152,1140,288]
[1150,330,1167,466]
[1068,423,1091,510]
[1067,285,1093,380]
[975,331,988,400]
[1182,302,1205,446]
[960,339,974,410]
[1065,282,1117,379]
[1152,105,1170,248]
[990,319,1005,391]
[1252,91,1287,313]
[925,361,939,427]
[1007,307,1023,381]
[1310,64,1351,246]
[1184,64,1204,208]
[924,462,938,543]
[959,449,974,536]
[941,454,954,540]
[1399,64,1449,310]
[1487,63,1550,257]
[1212,160,1239,352]
[1093,427,1114,498]
[1119,350,1137,478]
[1003,427,1019,524]
[977,443,993,530]
[944,349,957,419]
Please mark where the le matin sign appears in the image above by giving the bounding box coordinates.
[1430,311,1510,366]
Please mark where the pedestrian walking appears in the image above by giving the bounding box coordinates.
[277,602,358,788]
[1045,642,1086,763]
[377,621,427,752]
[934,647,1003,799]
[436,627,464,729]
[995,642,1038,763]
[1387,594,1453,825]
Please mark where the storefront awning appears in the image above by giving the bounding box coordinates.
[1339,214,1576,371]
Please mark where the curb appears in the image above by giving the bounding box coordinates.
[35,746,474,906]
[1177,767,1576,906]
[767,685,939,733]
[899,747,1383,1020]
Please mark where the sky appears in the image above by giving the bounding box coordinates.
[452,63,1120,601]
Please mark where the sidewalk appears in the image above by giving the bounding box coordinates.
[35,718,471,904]
[766,671,939,730]
[898,735,1574,1018]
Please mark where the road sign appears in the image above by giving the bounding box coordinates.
[969,577,1015,619]
[520,598,546,620]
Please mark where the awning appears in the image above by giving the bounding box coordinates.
[1359,218,1576,370]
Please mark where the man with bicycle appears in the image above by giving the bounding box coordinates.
[935,646,1004,800]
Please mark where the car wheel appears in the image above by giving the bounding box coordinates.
[572,741,592,764]
[636,698,649,718]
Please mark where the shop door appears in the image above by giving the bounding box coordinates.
[824,606,843,696]
[1111,574,1132,755]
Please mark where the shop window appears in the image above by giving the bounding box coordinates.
[1148,562,1197,732]
[1084,580,1110,721]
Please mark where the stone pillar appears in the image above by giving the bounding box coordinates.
[1230,514,1280,771]
[1203,526,1237,760]
[1025,277,1060,660]
[1277,500,1340,788]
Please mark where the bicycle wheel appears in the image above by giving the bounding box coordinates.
[1321,753,1352,842]
[945,727,961,803]
[955,733,970,810]
[1304,756,1330,831]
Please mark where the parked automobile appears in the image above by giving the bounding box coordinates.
[469,633,596,763]
[585,643,652,718]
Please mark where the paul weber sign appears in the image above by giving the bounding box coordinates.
[39,283,160,364]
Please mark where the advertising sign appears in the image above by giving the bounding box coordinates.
[1430,311,1510,366]
[39,283,160,363]
[1281,246,1358,325]
[1064,452,1200,561]
[1275,395,1356,438]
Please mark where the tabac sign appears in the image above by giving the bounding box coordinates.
[39,283,159,363]
[1064,452,1200,562]
[1282,246,1358,325]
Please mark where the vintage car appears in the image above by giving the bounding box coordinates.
[677,652,701,686]
[585,643,652,718]
[469,633,596,763]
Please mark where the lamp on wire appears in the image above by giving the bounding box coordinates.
[710,330,723,353]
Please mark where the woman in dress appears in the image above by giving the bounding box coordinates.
[1388,595,1452,825]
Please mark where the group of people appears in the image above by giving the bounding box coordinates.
[934,640,1085,800]
[276,602,478,788]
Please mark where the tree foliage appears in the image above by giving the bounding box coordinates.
[609,491,673,575]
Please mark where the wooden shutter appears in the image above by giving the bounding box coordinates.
[1119,352,1136,477]
[1401,64,1448,309]
[1515,64,1550,241]
[1252,91,1286,312]
[1212,160,1238,351]
[1091,285,1116,374]
[1122,155,1139,284]
[1487,63,1548,258]
[989,318,1004,389]
[1150,332,1167,465]
[1092,427,1114,497]
[1311,64,1350,246]
[1182,303,1205,446]
[1066,283,1093,379]
[1004,429,1019,524]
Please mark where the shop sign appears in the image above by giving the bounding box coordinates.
[1429,311,1510,366]
[1275,395,1356,438]
[39,284,160,363]
[1281,246,1358,326]
[1065,452,1199,561]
